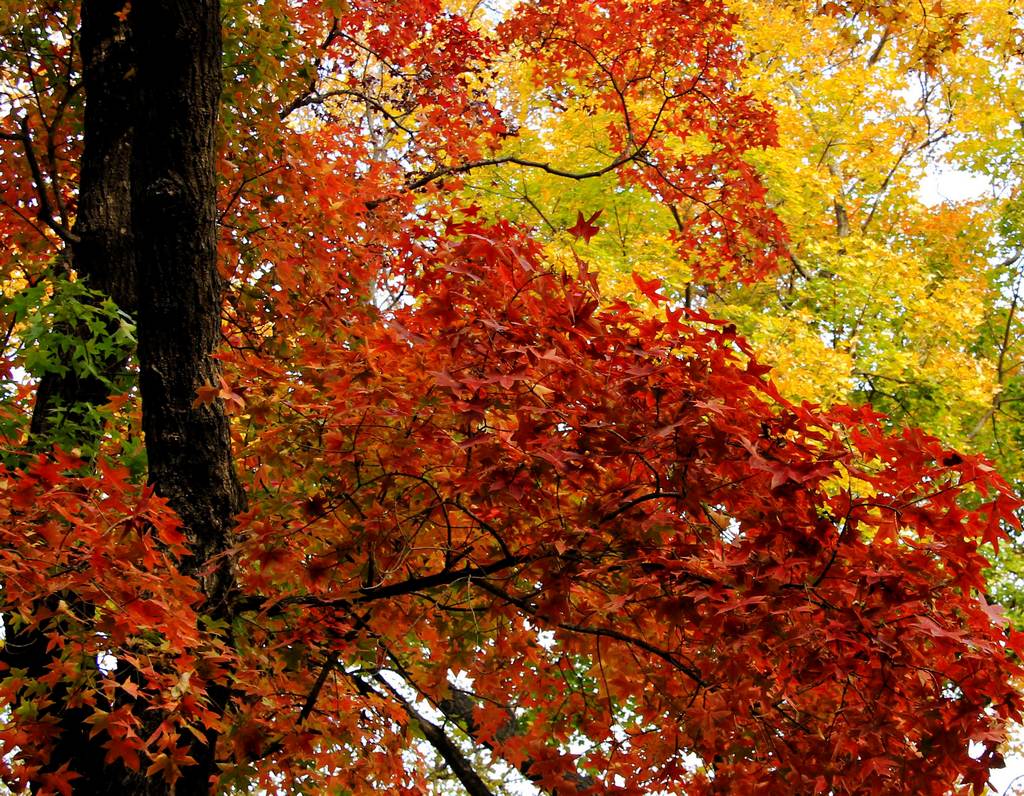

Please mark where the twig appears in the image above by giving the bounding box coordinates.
[0,117,78,245]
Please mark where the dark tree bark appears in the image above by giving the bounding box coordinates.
[67,0,136,313]
[131,0,243,606]
[29,0,136,443]
[130,0,244,790]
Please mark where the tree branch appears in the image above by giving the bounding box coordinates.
[368,672,497,796]
[237,553,531,615]
[1,117,78,245]
[401,148,644,194]
[473,579,708,687]
[598,490,686,524]
[299,652,338,724]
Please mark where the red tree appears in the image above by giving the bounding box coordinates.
[0,0,1019,793]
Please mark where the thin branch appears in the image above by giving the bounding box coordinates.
[219,164,285,222]
[237,554,530,615]
[42,77,82,224]
[368,672,497,796]
[996,280,1021,385]
[860,144,910,234]
[997,250,1022,269]
[380,643,595,793]
[811,514,852,588]
[1,117,78,245]
[520,191,558,234]
[279,17,341,120]
[402,149,644,194]
[473,579,707,687]
[789,252,810,280]
[866,26,892,66]
[0,195,51,243]
[282,88,416,135]
[598,490,685,524]
[357,554,528,603]
[969,269,1024,442]
[299,652,338,723]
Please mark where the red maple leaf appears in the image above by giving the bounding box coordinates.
[567,210,602,243]
[632,271,666,304]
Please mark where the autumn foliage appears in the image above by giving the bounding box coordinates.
[0,0,1021,794]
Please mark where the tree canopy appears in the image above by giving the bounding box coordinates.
[0,1,1022,794]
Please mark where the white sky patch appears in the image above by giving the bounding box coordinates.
[988,724,1024,795]
[918,165,992,206]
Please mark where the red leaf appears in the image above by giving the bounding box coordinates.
[631,271,666,304]
[567,210,602,243]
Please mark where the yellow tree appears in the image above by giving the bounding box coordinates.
[450,0,1024,616]
[718,0,1024,617]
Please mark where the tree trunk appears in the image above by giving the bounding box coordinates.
[29,0,136,442]
[130,0,243,790]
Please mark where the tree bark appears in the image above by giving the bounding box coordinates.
[130,0,244,790]
[29,0,136,442]
[131,0,243,603]
[68,0,136,313]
